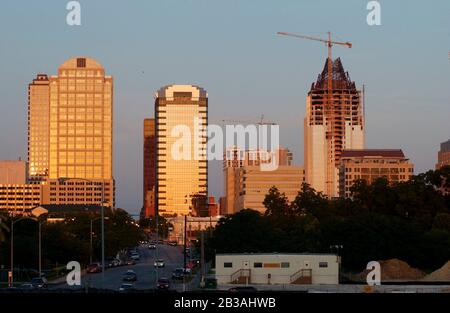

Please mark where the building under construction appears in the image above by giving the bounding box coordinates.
[304,57,364,197]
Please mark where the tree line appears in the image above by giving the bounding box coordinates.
[205,166,450,272]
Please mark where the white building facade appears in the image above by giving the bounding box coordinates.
[216,253,339,285]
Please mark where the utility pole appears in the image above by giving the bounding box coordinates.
[101,182,105,290]
[200,230,205,288]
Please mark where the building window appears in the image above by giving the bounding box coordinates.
[224,262,233,268]
[281,262,290,268]
[253,262,262,268]
[77,58,86,68]
[319,262,328,268]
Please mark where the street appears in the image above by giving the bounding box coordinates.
[54,243,191,292]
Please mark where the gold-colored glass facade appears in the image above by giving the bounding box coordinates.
[28,74,50,179]
[48,57,113,181]
[155,85,208,216]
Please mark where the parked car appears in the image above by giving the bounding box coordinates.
[154,259,165,268]
[130,253,140,261]
[20,283,34,290]
[87,263,102,273]
[31,277,48,289]
[122,270,137,282]
[157,277,170,290]
[118,283,135,292]
[228,286,258,293]
[172,268,185,280]
[148,243,156,249]
[125,259,136,265]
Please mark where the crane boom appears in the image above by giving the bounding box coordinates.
[277,32,352,48]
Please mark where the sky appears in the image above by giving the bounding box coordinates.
[0,0,449,215]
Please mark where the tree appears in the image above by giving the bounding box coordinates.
[263,186,292,218]
[0,215,9,242]
[291,183,328,216]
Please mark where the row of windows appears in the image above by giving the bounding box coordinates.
[223,261,328,269]
[49,198,103,202]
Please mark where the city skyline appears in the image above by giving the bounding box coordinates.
[0,0,449,215]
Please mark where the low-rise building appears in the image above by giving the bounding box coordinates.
[233,165,305,214]
[167,215,222,245]
[215,253,339,285]
[339,149,414,198]
[0,160,28,184]
[0,184,42,213]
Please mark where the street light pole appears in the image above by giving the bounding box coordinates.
[9,218,14,287]
[39,221,42,277]
[101,182,105,289]
[90,219,93,265]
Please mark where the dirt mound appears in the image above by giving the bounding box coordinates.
[422,261,450,282]
[358,259,425,281]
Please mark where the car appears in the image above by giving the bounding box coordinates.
[125,259,136,265]
[31,277,48,289]
[118,283,135,292]
[154,259,165,268]
[122,270,137,282]
[106,258,121,268]
[20,283,35,290]
[186,261,196,270]
[87,263,102,273]
[157,277,170,290]
[130,253,140,261]
[172,268,185,280]
[148,243,156,249]
[169,241,177,246]
[228,286,258,293]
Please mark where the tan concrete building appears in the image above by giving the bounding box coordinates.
[304,58,364,198]
[223,147,294,214]
[215,253,339,285]
[155,85,208,217]
[0,160,28,184]
[339,149,414,198]
[233,165,305,214]
[436,139,450,169]
[223,147,301,214]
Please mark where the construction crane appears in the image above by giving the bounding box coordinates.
[277,32,352,101]
[219,114,276,126]
[277,31,352,197]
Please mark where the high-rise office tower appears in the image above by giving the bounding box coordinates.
[143,118,156,217]
[155,85,208,216]
[28,74,50,180]
[28,57,114,207]
[304,58,364,198]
